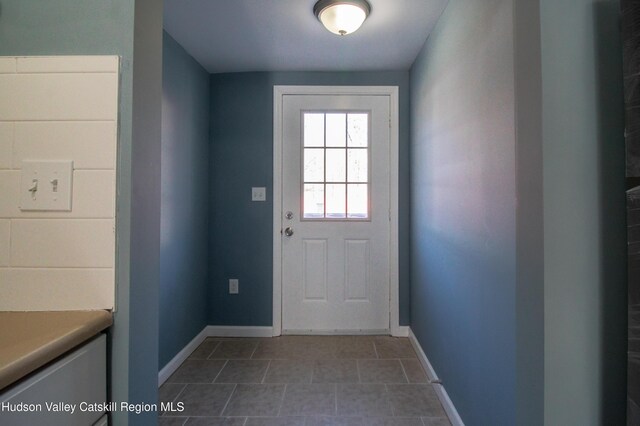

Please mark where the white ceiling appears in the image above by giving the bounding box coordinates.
[163,0,448,74]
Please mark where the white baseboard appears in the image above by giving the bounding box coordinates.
[158,327,208,386]
[392,325,410,337]
[158,326,275,386]
[205,325,274,338]
[408,328,465,426]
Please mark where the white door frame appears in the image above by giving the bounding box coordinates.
[272,85,401,337]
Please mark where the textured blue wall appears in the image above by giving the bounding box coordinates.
[409,1,518,424]
[209,71,410,326]
[160,32,211,368]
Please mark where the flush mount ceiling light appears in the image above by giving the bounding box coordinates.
[314,0,371,36]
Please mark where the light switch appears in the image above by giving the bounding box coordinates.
[229,279,239,294]
[20,160,73,211]
[252,187,266,202]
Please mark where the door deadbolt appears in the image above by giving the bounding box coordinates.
[285,211,294,220]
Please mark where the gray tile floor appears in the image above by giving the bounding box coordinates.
[159,336,451,426]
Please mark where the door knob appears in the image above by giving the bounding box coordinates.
[284,227,294,237]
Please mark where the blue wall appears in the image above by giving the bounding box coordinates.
[127,0,162,423]
[541,0,627,423]
[160,32,211,368]
[0,0,134,55]
[410,1,627,424]
[409,1,518,424]
[209,71,411,326]
[513,0,544,424]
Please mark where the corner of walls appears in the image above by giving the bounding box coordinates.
[159,30,212,369]
[127,0,163,423]
[207,71,412,328]
[513,0,544,424]
[208,72,275,326]
[541,0,627,423]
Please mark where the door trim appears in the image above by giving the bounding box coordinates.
[272,85,400,336]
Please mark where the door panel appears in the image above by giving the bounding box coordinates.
[281,94,391,332]
[345,239,370,301]
[302,239,328,301]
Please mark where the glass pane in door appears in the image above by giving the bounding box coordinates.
[302,111,370,220]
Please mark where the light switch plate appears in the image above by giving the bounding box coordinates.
[252,187,266,202]
[20,160,73,211]
[229,279,239,294]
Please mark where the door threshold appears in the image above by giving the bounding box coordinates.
[282,329,391,336]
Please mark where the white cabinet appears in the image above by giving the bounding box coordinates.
[0,335,107,426]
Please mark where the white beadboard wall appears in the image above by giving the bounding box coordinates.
[0,56,119,311]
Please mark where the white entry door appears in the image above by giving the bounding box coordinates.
[278,89,394,333]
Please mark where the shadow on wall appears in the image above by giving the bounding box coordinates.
[595,1,629,425]
[627,185,640,423]
[622,0,640,423]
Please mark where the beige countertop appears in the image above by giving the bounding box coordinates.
[0,310,112,391]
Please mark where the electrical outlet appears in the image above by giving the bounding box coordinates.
[252,187,266,201]
[229,279,239,294]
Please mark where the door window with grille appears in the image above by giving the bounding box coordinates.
[302,112,370,220]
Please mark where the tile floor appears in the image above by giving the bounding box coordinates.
[159,336,451,426]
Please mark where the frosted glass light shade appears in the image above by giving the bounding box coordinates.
[314,0,371,36]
